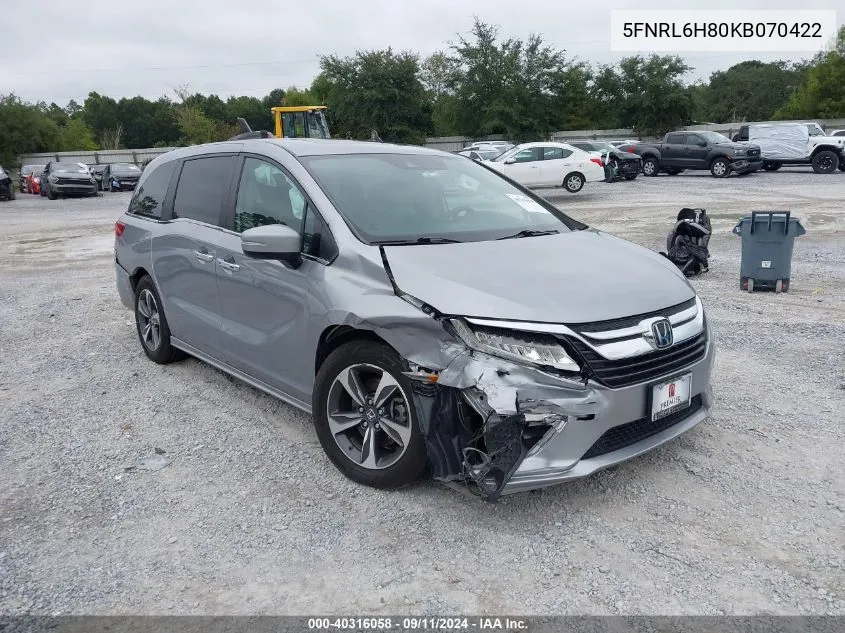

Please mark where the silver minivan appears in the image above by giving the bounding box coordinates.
[114,139,714,500]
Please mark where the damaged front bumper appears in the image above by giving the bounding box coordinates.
[406,320,715,501]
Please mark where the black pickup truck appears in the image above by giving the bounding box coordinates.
[618,131,762,178]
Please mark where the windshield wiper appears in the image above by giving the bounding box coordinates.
[497,229,560,240]
[373,237,464,245]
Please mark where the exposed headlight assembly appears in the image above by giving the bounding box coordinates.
[450,319,581,373]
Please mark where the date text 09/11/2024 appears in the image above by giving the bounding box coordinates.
[307,617,529,631]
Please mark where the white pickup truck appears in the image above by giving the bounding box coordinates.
[732,122,845,173]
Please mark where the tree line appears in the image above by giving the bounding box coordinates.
[2,20,844,166]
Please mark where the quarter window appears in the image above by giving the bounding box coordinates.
[129,160,177,219]
[173,156,236,226]
[542,147,572,160]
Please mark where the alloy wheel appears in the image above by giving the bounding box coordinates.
[566,175,583,192]
[137,289,162,351]
[326,363,412,470]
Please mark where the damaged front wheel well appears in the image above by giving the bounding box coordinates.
[314,326,392,375]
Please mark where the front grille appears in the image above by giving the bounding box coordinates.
[581,394,703,460]
[568,331,707,389]
[56,178,91,186]
[569,298,695,334]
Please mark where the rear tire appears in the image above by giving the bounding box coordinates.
[710,158,729,178]
[563,172,584,193]
[623,174,638,181]
[775,279,783,294]
[747,278,754,293]
[666,168,684,175]
[762,161,782,172]
[7,187,15,200]
[312,340,427,490]
[134,276,185,364]
[812,150,838,174]
[642,157,659,177]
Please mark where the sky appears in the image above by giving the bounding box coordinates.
[1,0,841,106]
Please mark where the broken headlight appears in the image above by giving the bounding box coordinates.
[450,319,581,373]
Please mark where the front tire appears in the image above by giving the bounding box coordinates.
[134,276,185,364]
[624,173,638,181]
[812,150,839,174]
[46,184,57,200]
[710,158,729,178]
[7,187,15,200]
[313,340,426,490]
[642,157,659,177]
[563,172,584,193]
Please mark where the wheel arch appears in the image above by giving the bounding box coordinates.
[315,325,394,376]
[709,154,731,166]
[129,267,152,293]
[810,145,840,157]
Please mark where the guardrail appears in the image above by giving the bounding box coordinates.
[16,148,177,167]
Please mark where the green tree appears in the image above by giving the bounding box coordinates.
[775,26,845,119]
[0,94,60,165]
[596,55,693,136]
[447,19,573,141]
[702,61,807,123]
[83,92,120,140]
[56,118,98,151]
[421,51,459,136]
[314,48,432,144]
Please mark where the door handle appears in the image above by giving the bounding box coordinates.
[194,250,214,263]
[217,258,240,272]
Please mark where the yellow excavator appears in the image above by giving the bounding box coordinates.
[232,105,331,141]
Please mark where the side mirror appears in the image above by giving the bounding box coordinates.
[241,224,302,267]
[504,157,516,165]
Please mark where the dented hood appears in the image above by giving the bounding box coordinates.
[382,229,695,323]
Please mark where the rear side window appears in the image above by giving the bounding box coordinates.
[666,133,687,144]
[173,156,235,226]
[542,147,572,160]
[129,160,176,219]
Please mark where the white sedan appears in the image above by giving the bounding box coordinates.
[486,142,606,193]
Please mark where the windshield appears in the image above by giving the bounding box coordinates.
[111,163,140,172]
[307,111,331,139]
[302,153,578,244]
[54,163,88,172]
[698,131,731,143]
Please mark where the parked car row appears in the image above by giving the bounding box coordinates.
[13,162,144,199]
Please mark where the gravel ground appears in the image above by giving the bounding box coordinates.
[1,167,844,616]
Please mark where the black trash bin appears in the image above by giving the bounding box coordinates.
[732,211,806,293]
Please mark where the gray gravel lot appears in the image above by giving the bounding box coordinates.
[1,167,844,616]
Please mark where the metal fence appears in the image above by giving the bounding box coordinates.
[16,147,177,167]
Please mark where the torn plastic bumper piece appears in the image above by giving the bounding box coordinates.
[403,339,714,501]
